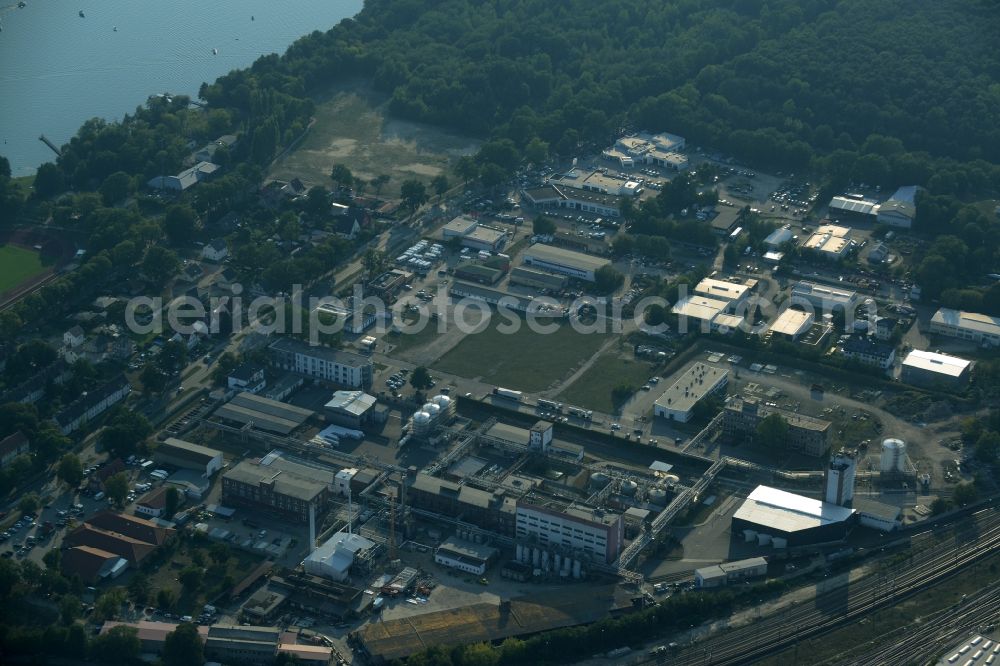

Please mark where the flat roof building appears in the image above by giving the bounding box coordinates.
[802,224,853,260]
[732,485,855,548]
[153,437,223,478]
[693,278,750,310]
[768,308,814,341]
[522,244,610,282]
[434,537,499,575]
[221,453,333,523]
[695,557,768,588]
[853,498,901,532]
[790,280,858,313]
[653,363,729,423]
[724,397,831,457]
[463,226,507,252]
[901,349,972,387]
[929,308,1000,347]
[515,500,624,564]
[671,295,728,331]
[442,215,479,237]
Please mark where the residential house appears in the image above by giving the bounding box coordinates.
[146,161,219,192]
[0,431,30,468]
[54,375,132,435]
[135,486,182,519]
[64,325,86,348]
[840,334,896,370]
[202,239,229,262]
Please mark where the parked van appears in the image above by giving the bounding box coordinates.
[93,492,105,501]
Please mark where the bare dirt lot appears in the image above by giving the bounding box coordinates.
[268,80,481,198]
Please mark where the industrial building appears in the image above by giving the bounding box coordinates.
[153,437,223,478]
[790,281,858,313]
[824,450,857,507]
[901,349,972,388]
[484,421,581,461]
[732,485,856,548]
[408,473,518,535]
[228,363,266,394]
[723,397,831,457]
[509,266,569,291]
[670,295,730,331]
[434,537,499,575]
[768,308,814,341]
[215,391,315,435]
[695,557,768,588]
[268,337,373,388]
[221,452,332,524]
[853,499,902,532]
[521,244,610,282]
[442,215,479,238]
[763,226,795,249]
[515,500,624,564]
[548,169,644,197]
[303,531,378,582]
[929,308,1000,347]
[441,215,507,252]
[840,334,896,370]
[877,186,918,229]
[522,184,624,218]
[448,282,533,313]
[653,363,729,423]
[693,278,751,311]
[324,390,377,428]
[827,195,878,222]
[802,224,854,260]
[604,132,688,169]
[367,268,414,301]
[357,585,637,662]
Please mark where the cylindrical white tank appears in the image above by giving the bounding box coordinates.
[423,403,441,420]
[554,553,562,571]
[621,480,639,496]
[412,411,431,436]
[572,560,582,579]
[532,548,540,567]
[649,488,668,505]
[757,533,772,546]
[516,544,524,562]
[562,558,571,576]
[744,529,758,543]
[772,537,788,549]
[880,438,906,473]
[541,551,549,568]
[589,472,611,489]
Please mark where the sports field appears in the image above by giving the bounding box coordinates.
[0,245,47,293]
[433,320,610,392]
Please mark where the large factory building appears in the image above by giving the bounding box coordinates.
[732,485,855,548]
[515,501,623,564]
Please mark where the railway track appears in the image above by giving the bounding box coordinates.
[630,509,1000,666]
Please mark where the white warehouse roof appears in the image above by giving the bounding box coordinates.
[931,308,1000,337]
[769,308,814,337]
[671,295,728,322]
[733,485,855,533]
[693,278,750,303]
[901,350,971,378]
[325,391,377,416]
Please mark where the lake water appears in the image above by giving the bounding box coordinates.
[0,0,363,175]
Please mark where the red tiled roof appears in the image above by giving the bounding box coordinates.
[65,525,156,563]
[61,545,121,583]
[86,511,175,546]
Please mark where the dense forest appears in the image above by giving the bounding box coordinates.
[263,0,1000,191]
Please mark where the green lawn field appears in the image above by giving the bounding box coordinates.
[558,353,656,413]
[433,320,610,392]
[0,245,47,294]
